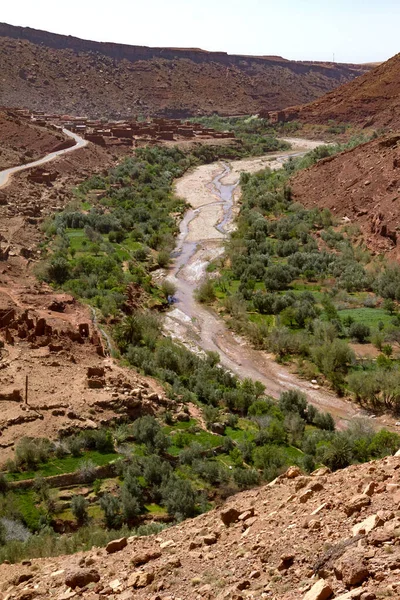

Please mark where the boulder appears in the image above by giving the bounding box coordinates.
[303,579,333,600]
[334,549,369,587]
[352,514,383,537]
[106,537,128,554]
[285,466,302,479]
[87,366,105,378]
[64,568,100,589]
[299,489,314,503]
[131,551,161,566]
[343,494,371,516]
[278,553,295,570]
[127,571,154,588]
[175,411,190,422]
[220,507,241,526]
[202,533,218,545]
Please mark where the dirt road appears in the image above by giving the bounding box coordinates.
[0,128,87,189]
[166,140,370,428]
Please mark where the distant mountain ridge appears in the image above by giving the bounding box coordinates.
[0,22,370,119]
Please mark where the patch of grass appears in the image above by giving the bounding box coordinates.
[6,451,118,482]
[338,307,392,328]
[144,503,167,514]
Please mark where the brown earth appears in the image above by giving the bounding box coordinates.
[276,53,400,130]
[0,22,370,119]
[0,108,69,170]
[2,457,400,599]
[0,127,173,460]
[290,134,400,258]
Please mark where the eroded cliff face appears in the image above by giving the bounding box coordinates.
[271,52,400,130]
[0,22,369,118]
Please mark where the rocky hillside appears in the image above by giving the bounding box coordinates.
[2,456,400,599]
[0,108,69,170]
[280,53,400,130]
[0,22,370,119]
[291,134,400,258]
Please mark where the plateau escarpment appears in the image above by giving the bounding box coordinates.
[0,22,370,118]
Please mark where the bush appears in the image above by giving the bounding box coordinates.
[349,322,371,343]
[203,406,220,429]
[67,437,83,458]
[160,280,177,300]
[278,389,307,420]
[14,438,52,471]
[316,434,352,471]
[368,429,400,458]
[131,416,169,454]
[233,467,260,489]
[121,489,141,522]
[46,256,71,284]
[157,250,170,268]
[78,459,97,482]
[195,278,216,304]
[71,495,89,526]
[100,493,122,529]
[313,411,335,431]
[161,476,197,520]
[0,475,8,495]
[253,444,288,480]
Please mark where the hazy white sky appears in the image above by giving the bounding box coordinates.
[2,0,399,63]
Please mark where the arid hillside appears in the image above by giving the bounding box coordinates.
[0,22,370,119]
[0,108,69,170]
[279,53,400,130]
[291,134,400,257]
[2,456,400,599]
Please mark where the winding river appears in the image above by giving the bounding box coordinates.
[166,140,364,427]
[0,131,370,427]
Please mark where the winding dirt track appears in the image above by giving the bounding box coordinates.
[0,128,87,189]
[166,140,366,428]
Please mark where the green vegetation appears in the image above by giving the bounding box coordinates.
[202,154,400,408]
[1,391,397,564]
[192,115,291,155]
[193,115,372,157]
[12,134,398,566]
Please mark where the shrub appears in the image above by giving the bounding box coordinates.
[253,444,288,480]
[195,278,216,304]
[0,475,8,495]
[71,495,89,526]
[160,280,177,300]
[121,489,141,522]
[313,411,335,431]
[15,438,52,471]
[46,256,71,284]
[131,416,169,454]
[233,467,260,489]
[179,442,205,465]
[368,429,400,458]
[278,389,308,420]
[78,459,97,482]
[161,476,197,520]
[316,434,352,471]
[100,493,122,529]
[302,454,316,473]
[349,322,371,343]
[67,437,83,458]
[225,413,239,428]
[203,406,220,429]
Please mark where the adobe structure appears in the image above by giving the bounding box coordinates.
[8,107,235,148]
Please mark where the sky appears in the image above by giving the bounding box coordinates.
[1,0,399,63]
